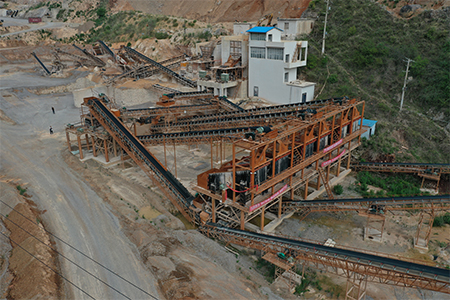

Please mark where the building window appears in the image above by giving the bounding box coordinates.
[230,41,242,59]
[268,34,272,41]
[285,22,289,30]
[254,86,259,97]
[250,47,265,59]
[300,47,306,61]
[267,47,284,60]
[284,72,289,82]
[250,33,266,41]
[285,54,290,63]
[302,93,307,103]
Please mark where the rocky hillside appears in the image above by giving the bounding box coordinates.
[117,0,311,22]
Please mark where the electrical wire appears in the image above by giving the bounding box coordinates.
[0,211,132,300]
[0,231,96,300]
[0,199,159,300]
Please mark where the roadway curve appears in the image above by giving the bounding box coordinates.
[0,67,161,299]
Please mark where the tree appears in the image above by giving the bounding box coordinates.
[96,7,107,19]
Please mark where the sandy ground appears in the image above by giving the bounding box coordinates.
[0,62,161,299]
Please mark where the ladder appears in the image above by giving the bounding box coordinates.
[318,167,334,200]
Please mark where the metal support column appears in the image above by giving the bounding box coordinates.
[77,135,83,159]
[104,138,109,162]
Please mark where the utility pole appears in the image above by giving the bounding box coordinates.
[400,58,414,111]
[321,0,330,55]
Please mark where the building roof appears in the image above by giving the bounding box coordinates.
[247,26,283,33]
[362,119,378,127]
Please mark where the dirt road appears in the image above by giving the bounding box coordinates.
[0,64,162,299]
[0,16,75,38]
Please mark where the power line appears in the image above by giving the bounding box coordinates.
[0,211,132,300]
[0,231,96,300]
[0,199,159,300]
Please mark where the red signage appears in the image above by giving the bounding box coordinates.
[249,184,288,212]
[323,139,343,153]
[321,149,346,168]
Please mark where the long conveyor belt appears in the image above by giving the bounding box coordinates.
[149,108,316,132]
[138,126,259,145]
[175,96,348,122]
[283,194,450,212]
[85,97,197,222]
[97,40,115,60]
[124,46,197,88]
[199,224,450,293]
[352,162,450,174]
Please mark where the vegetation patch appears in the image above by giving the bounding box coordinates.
[303,0,450,163]
[354,171,423,197]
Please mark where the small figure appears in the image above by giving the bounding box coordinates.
[52,107,55,114]
[49,126,53,134]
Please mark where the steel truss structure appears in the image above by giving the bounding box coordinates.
[192,99,365,229]
[199,225,450,295]
[73,96,450,296]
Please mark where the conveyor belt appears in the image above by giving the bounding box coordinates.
[138,126,259,145]
[218,96,244,111]
[176,96,347,123]
[150,108,314,132]
[72,44,106,67]
[124,47,196,88]
[97,40,115,60]
[124,103,219,118]
[153,84,180,93]
[163,90,212,99]
[86,98,195,219]
[200,224,450,286]
[283,195,450,212]
[31,52,51,75]
[352,162,450,174]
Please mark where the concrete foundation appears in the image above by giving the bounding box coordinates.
[364,227,383,243]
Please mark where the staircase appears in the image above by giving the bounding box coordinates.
[318,167,335,200]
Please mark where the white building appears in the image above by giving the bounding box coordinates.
[278,18,315,40]
[247,26,315,104]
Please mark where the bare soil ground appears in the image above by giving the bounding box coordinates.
[0,182,61,299]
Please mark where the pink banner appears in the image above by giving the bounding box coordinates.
[323,139,343,153]
[249,184,288,212]
[321,149,346,168]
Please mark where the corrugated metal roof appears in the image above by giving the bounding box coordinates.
[362,119,378,127]
[246,26,283,33]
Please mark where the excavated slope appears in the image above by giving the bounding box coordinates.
[127,0,311,22]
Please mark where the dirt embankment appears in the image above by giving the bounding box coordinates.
[62,149,269,299]
[0,183,61,299]
[127,0,311,22]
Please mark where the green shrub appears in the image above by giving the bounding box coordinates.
[333,184,344,195]
[16,185,27,195]
[155,32,169,39]
[443,212,450,224]
[327,74,338,83]
[433,215,444,227]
